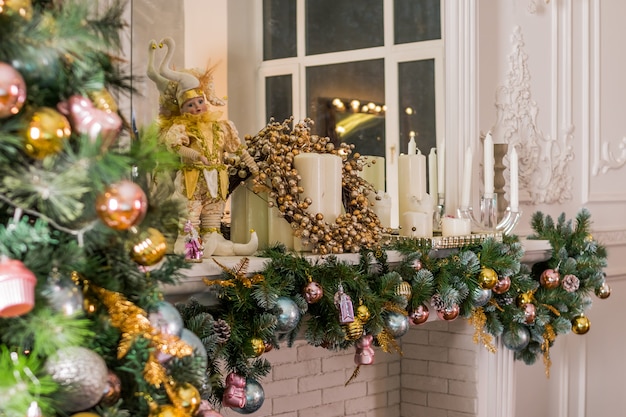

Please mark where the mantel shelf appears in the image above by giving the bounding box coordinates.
[162,239,552,305]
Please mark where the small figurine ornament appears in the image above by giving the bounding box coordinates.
[334,283,355,324]
[222,372,246,408]
[183,220,203,262]
[354,334,375,365]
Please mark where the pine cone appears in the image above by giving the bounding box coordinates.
[430,294,445,311]
[213,319,231,344]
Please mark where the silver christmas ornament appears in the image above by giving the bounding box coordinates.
[502,327,530,352]
[232,379,265,414]
[384,311,409,338]
[181,328,208,369]
[44,346,108,412]
[275,297,300,334]
[42,270,84,316]
[149,301,184,336]
[472,287,492,307]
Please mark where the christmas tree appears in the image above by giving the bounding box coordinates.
[0,1,210,415]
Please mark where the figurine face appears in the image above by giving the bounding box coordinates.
[181,96,208,115]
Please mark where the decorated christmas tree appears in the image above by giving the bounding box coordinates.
[0,1,210,416]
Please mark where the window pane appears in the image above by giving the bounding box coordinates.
[307,59,385,157]
[398,59,436,156]
[265,75,293,123]
[263,0,297,60]
[306,0,384,55]
[394,0,441,44]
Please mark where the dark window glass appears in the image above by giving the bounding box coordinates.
[306,0,384,56]
[398,59,436,156]
[265,75,293,123]
[394,0,441,44]
[307,59,385,157]
[263,0,297,60]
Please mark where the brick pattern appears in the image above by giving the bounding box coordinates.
[221,320,479,417]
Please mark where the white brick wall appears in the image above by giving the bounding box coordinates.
[221,319,479,417]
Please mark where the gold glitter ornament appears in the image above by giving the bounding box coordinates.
[395,281,412,302]
[356,304,371,323]
[0,0,33,20]
[250,337,265,357]
[478,267,498,289]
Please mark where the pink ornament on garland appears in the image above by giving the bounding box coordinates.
[334,283,355,324]
[0,256,37,318]
[540,268,560,289]
[354,334,375,365]
[0,61,27,118]
[222,372,247,409]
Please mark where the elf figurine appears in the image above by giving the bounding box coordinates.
[147,37,258,257]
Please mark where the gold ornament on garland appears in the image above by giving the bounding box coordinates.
[478,267,498,290]
[595,281,611,299]
[204,257,264,288]
[250,337,265,357]
[343,318,364,341]
[571,315,590,335]
[541,324,556,378]
[0,0,33,20]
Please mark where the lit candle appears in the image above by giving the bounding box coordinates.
[510,146,519,211]
[408,131,417,155]
[460,146,473,208]
[398,150,426,217]
[428,148,438,198]
[437,141,445,196]
[483,132,494,196]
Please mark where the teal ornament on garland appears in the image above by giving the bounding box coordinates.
[502,327,531,351]
[384,311,409,338]
[232,379,265,414]
[275,296,300,334]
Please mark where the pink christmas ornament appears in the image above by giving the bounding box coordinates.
[540,268,560,289]
[0,257,37,318]
[0,61,27,118]
[409,304,430,325]
[334,284,354,324]
[57,94,121,150]
[303,281,323,304]
[222,372,247,408]
[354,334,375,365]
[436,304,460,321]
[493,275,511,294]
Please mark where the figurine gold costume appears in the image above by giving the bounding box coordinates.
[147,38,258,257]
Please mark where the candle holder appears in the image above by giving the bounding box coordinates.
[457,193,521,235]
[433,194,445,231]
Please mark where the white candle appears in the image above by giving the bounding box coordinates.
[400,212,431,238]
[268,206,294,250]
[483,132,494,196]
[369,191,391,228]
[294,153,342,222]
[460,146,473,208]
[230,183,269,249]
[510,146,519,211]
[360,155,385,191]
[408,131,417,155]
[437,141,445,196]
[428,148,438,198]
[441,217,472,237]
[398,151,426,218]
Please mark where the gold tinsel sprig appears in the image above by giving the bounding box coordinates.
[468,307,497,353]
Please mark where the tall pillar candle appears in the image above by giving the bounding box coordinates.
[437,141,445,196]
[267,206,294,250]
[428,148,438,198]
[398,151,426,218]
[230,182,269,249]
[460,146,473,208]
[483,132,494,196]
[360,155,385,191]
[293,153,343,222]
[509,146,519,211]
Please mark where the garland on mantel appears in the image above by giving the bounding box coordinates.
[177,208,609,409]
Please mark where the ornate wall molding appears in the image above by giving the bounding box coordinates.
[493,26,574,205]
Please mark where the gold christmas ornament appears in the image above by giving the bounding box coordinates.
[150,404,184,417]
[395,281,412,302]
[169,382,201,414]
[22,106,71,159]
[129,227,167,266]
[88,88,119,113]
[572,315,590,335]
[250,337,265,357]
[0,0,33,20]
[517,291,535,307]
[595,281,611,299]
[343,318,364,341]
[478,267,498,290]
[355,304,371,323]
